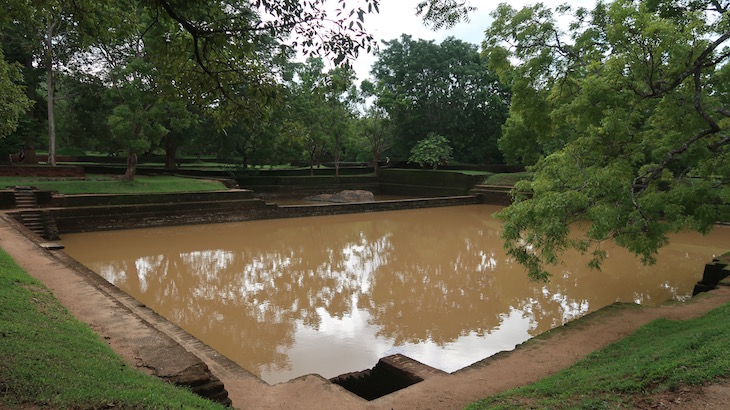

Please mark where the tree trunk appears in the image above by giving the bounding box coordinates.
[334,149,340,177]
[309,150,315,176]
[373,150,379,177]
[315,142,324,169]
[22,147,38,164]
[124,151,138,181]
[22,58,38,164]
[165,139,178,170]
[45,19,56,166]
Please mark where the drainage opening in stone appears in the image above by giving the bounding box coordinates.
[330,356,424,401]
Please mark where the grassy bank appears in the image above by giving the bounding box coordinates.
[0,249,225,409]
[482,172,532,186]
[467,300,730,409]
[0,174,228,194]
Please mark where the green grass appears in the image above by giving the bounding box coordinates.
[467,301,730,409]
[449,170,495,176]
[0,249,225,409]
[0,174,228,194]
[482,172,532,186]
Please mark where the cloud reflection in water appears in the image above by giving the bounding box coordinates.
[61,205,729,384]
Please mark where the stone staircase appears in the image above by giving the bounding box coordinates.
[468,184,515,206]
[13,188,58,239]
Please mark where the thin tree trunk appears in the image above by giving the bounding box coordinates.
[165,139,178,170]
[334,149,340,177]
[309,150,315,176]
[45,20,56,166]
[373,150,379,177]
[125,151,138,181]
[22,58,38,164]
[315,142,324,169]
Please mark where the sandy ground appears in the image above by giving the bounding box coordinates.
[2,214,730,409]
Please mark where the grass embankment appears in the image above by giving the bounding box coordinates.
[0,249,225,409]
[467,301,730,409]
[482,172,532,186]
[0,174,228,194]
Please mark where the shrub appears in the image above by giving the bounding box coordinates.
[408,132,453,170]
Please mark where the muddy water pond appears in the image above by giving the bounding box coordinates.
[60,205,729,384]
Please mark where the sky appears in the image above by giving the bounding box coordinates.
[337,0,597,82]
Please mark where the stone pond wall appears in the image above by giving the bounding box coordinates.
[0,165,85,178]
[377,169,485,197]
[47,193,479,234]
[3,168,497,234]
[692,253,730,296]
[235,174,380,196]
[234,168,486,197]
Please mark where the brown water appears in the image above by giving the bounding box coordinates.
[60,205,730,384]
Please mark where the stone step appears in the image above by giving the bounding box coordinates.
[14,199,38,208]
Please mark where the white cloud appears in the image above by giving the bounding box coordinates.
[345,0,597,83]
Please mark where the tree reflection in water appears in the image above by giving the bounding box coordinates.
[61,205,729,383]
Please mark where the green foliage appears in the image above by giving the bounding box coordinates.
[0,48,31,139]
[54,74,114,152]
[485,0,730,280]
[408,132,453,169]
[467,301,730,409]
[1,0,384,167]
[372,35,510,163]
[0,249,225,409]
[107,102,168,155]
[280,57,359,173]
[355,103,393,174]
[416,0,476,30]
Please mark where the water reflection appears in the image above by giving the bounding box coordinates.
[60,205,729,384]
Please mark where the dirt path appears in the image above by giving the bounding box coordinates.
[2,214,729,409]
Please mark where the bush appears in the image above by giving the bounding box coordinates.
[408,132,453,170]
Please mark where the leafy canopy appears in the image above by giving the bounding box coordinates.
[0,49,30,139]
[483,0,730,280]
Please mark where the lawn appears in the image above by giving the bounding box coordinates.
[0,174,229,194]
[0,249,225,409]
[467,300,730,409]
[482,172,532,186]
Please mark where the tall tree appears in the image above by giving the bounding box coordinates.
[54,73,114,153]
[287,58,330,174]
[358,80,392,176]
[484,0,730,280]
[372,35,510,163]
[1,8,46,164]
[0,48,31,145]
[322,66,358,176]
[7,0,113,165]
